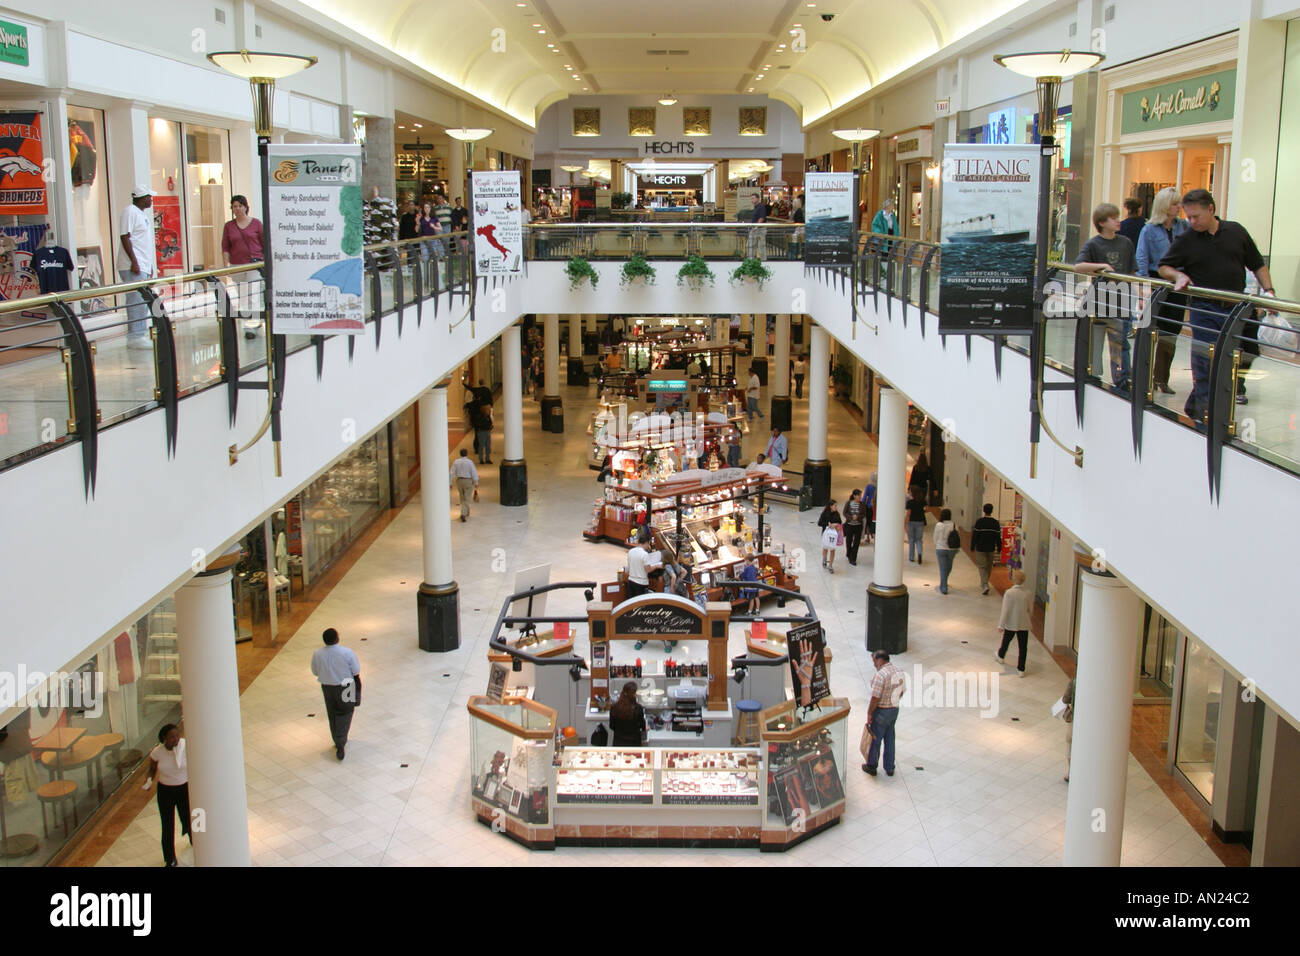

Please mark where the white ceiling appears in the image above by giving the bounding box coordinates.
[308,0,1031,127]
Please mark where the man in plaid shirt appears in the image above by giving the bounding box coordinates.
[864,651,906,777]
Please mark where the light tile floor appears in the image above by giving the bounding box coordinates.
[96,376,1221,867]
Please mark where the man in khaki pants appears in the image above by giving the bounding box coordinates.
[449,449,479,522]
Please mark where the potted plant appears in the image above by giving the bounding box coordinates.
[565,256,599,291]
[611,191,633,210]
[830,363,853,398]
[676,255,716,291]
[730,257,773,290]
[620,254,657,288]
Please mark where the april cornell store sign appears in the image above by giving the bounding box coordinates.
[1121,68,1236,135]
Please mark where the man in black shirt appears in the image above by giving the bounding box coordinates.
[397,200,418,241]
[970,503,1002,595]
[1158,189,1273,420]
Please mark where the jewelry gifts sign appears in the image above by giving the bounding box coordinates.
[268,144,364,334]
[938,144,1038,334]
[471,170,523,275]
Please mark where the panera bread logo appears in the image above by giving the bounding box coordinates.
[273,160,299,183]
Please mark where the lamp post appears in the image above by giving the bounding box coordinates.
[831,127,880,208]
[994,50,1103,475]
[444,127,494,319]
[207,50,317,476]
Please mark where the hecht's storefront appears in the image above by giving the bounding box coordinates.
[1094,34,1237,218]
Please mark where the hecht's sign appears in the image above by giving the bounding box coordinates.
[644,141,697,154]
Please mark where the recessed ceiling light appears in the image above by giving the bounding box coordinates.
[583,87,588,90]
[532,22,540,26]
[547,43,554,47]
[538,29,546,34]
[764,64,771,68]
[414,123,422,128]
[747,87,754,92]
[806,3,816,7]
[516,2,526,6]
[756,74,765,79]
[397,125,405,129]
[793,23,802,28]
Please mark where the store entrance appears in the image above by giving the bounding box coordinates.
[1124,141,1223,215]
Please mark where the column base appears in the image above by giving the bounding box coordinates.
[417,582,460,653]
[500,459,527,506]
[540,395,564,433]
[802,459,831,508]
[866,583,908,654]
[771,396,792,432]
[567,357,588,386]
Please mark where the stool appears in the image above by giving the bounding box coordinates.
[37,780,79,838]
[91,733,126,784]
[734,699,763,746]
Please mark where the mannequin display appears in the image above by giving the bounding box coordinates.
[32,228,75,294]
[0,710,38,806]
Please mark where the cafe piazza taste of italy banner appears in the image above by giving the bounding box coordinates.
[471,170,523,275]
[939,144,1038,334]
[268,144,364,334]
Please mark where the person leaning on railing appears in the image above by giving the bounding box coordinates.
[1135,187,1189,396]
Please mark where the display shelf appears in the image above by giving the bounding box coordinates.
[556,748,655,805]
[662,748,762,806]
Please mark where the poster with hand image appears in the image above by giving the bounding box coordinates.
[786,620,829,708]
[939,144,1038,334]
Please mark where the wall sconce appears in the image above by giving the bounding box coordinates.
[925,162,941,182]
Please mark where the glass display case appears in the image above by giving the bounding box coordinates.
[556,748,654,804]
[661,749,761,806]
[467,696,556,832]
[760,698,851,842]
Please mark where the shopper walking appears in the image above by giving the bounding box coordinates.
[746,370,764,421]
[1158,189,1273,420]
[905,487,927,564]
[1135,187,1189,395]
[862,651,906,777]
[726,432,742,468]
[908,452,931,502]
[1075,202,1139,390]
[450,448,480,522]
[1061,677,1076,782]
[818,499,843,573]
[310,627,362,759]
[470,379,494,464]
[870,198,899,240]
[738,555,761,614]
[1118,196,1147,247]
[626,529,653,600]
[609,682,647,747]
[793,355,807,399]
[143,723,190,866]
[864,472,877,543]
[746,192,769,259]
[995,570,1032,677]
[117,184,156,348]
[763,427,788,469]
[220,194,265,341]
[843,488,865,566]
[970,503,1001,595]
[934,507,958,594]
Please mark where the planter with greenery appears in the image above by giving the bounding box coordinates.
[620,254,657,288]
[729,257,774,290]
[611,191,633,210]
[830,363,853,397]
[676,255,716,291]
[565,256,600,291]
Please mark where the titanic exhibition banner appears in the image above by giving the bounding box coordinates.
[938,144,1039,334]
[803,172,855,266]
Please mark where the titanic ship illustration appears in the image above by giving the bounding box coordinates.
[943,214,1030,243]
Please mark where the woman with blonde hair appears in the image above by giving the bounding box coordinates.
[1136,187,1189,395]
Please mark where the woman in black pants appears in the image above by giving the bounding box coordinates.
[843,488,865,566]
[144,723,191,866]
[608,682,646,747]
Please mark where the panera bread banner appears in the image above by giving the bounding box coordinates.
[1121,69,1235,135]
[938,144,1038,334]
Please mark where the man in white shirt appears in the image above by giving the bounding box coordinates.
[117,184,156,348]
[449,448,480,522]
[311,628,362,759]
[995,570,1033,676]
[625,530,652,600]
[746,371,764,421]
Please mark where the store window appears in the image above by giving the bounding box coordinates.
[1269,19,1300,301]
[0,596,182,867]
[68,106,113,296]
[1175,637,1224,803]
[291,431,392,585]
[1138,607,1180,698]
[149,118,185,275]
[1124,143,1220,217]
[183,125,231,271]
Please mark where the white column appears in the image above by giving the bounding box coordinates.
[773,314,791,398]
[568,313,582,359]
[872,387,908,589]
[418,385,454,586]
[107,103,150,234]
[807,325,830,460]
[503,325,524,461]
[585,314,597,335]
[544,313,560,396]
[1064,563,1141,866]
[174,560,251,867]
[741,314,752,336]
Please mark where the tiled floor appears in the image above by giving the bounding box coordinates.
[93,373,1223,867]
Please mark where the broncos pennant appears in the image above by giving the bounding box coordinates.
[0,111,47,215]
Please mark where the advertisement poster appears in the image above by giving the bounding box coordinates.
[786,619,830,708]
[802,172,855,266]
[267,144,364,335]
[0,111,47,215]
[939,144,1038,334]
[470,170,523,274]
[152,195,184,273]
[68,117,99,188]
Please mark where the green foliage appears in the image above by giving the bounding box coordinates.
[830,363,853,389]
[339,185,363,256]
[611,191,634,210]
[620,254,657,287]
[566,256,600,290]
[676,255,716,290]
[729,257,773,289]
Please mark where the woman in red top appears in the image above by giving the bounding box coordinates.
[221,195,264,339]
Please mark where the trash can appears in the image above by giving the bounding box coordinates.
[549,404,565,433]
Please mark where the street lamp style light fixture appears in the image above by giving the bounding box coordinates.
[831,127,880,175]
[994,49,1103,475]
[208,49,318,475]
[444,127,494,336]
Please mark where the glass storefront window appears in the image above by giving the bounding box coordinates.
[0,597,182,866]
[1175,637,1224,803]
[1138,609,1180,698]
[297,431,392,582]
[183,125,231,271]
[68,106,112,297]
[1125,143,1221,217]
[149,118,185,275]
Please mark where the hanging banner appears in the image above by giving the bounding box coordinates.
[471,169,523,274]
[939,143,1038,334]
[152,195,183,273]
[786,620,830,708]
[0,111,48,215]
[802,172,855,266]
[267,144,364,335]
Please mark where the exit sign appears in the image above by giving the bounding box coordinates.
[934,98,951,116]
